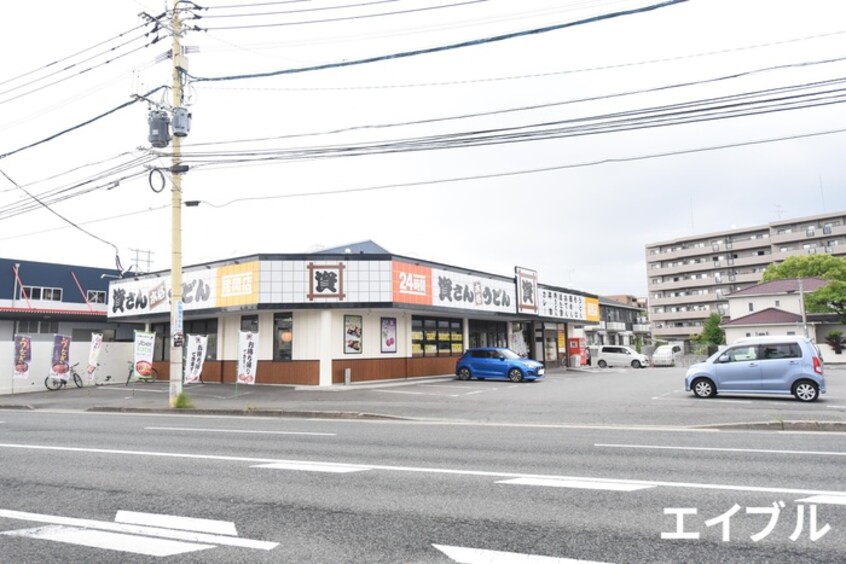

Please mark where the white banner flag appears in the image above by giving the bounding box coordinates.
[184,334,208,384]
[133,331,155,381]
[87,333,103,382]
[237,331,257,385]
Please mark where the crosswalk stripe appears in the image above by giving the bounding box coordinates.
[253,462,372,473]
[2,525,214,557]
[497,477,655,492]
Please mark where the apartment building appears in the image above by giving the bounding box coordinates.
[646,211,846,341]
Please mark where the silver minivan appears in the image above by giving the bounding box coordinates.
[594,345,649,369]
[684,336,825,402]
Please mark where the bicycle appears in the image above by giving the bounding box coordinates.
[44,363,84,391]
[126,360,159,386]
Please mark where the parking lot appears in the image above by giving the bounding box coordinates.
[2,364,844,429]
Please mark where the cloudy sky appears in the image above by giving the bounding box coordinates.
[1,0,844,296]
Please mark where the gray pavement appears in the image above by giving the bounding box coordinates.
[2,364,845,431]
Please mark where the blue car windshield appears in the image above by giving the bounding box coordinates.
[499,349,521,360]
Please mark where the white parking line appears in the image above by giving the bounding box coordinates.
[145,427,336,437]
[595,443,846,457]
[374,390,461,397]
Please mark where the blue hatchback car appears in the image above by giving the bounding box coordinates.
[455,347,545,382]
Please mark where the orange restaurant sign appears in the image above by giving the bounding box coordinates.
[392,261,432,305]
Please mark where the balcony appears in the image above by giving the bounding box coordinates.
[633,324,651,333]
[651,294,723,307]
[652,310,715,321]
[606,321,626,331]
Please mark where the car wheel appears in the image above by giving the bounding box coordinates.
[692,378,716,398]
[508,368,524,383]
[597,360,607,368]
[793,380,819,402]
[457,367,471,381]
[631,360,641,369]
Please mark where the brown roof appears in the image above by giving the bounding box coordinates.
[728,277,828,297]
[723,307,803,326]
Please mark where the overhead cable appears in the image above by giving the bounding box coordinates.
[0,86,167,161]
[186,0,689,82]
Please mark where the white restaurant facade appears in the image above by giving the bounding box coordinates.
[107,250,600,386]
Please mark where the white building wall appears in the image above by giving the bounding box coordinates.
[725,323,806,345]
[1,341,133,395]
[728,295,802,319]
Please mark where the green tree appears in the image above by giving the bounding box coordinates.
[761,255,846,321]
[694,313,725,345]
[761,254,846,281]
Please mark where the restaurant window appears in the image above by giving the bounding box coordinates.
[152,319,218,362]
[411,316,463,357]
[273,312,293,361]
[241,314,259,332]
[15,320,58,334]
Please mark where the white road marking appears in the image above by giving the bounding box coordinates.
[652,397,753,404]
[827,405,846,409]
[145,426,336,437]
[795,495,846,506]
[1,525,214,556]
[0,509,278,550]
[114,511,237,535]
[1,442,844,497]
[497,478,654,492]
[433,544,610,563]
[253,462,371,473]
[595,443,846,456]
[374,390,460,397]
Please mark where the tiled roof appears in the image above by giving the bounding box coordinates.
[723,307,803,326]
[728,277,828,297]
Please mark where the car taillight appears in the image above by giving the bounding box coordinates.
[813,356,823,375]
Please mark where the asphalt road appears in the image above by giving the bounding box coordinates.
[0,410,845,563]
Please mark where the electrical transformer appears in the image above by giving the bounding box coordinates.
[172,107,192,137]
[148,110,171,148]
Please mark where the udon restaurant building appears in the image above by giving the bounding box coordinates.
[107,245,600,386]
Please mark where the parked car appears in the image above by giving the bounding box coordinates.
[594,345,649,369]
[652,344,683,367]
[455,347,545,382]
[684,336,825,402]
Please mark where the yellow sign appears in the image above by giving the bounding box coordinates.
[216,262,259,308]
[585,297,601,323]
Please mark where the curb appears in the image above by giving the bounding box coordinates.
[0,405,34,410]
[86,406,411,420]
[691,420,846,432]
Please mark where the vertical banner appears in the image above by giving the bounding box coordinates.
[133,331,155,380]
[237,331,257,385]
[380,317,397,354]
[87,333,103,382]
[185,334,208,384]
[49,335,72,382]
[13,335,32,380]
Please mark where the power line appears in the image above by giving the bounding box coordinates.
[184,56,846,148]
[199,0,403,18]
[0,169,124,271]
[0,20,157,88]
[196,28,846,91]
[183,126,846,208]
[0,86,167,161]
[186,0,689,82]
[197,0,488,31]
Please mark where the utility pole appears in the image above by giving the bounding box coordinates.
[169,0,184,407]
[799,277,809,339]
